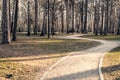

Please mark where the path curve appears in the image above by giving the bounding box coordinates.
[40,35,120,80]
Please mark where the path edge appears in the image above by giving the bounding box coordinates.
[99,51,107,80]
[40,52,75,80]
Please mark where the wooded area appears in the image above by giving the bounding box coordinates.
[1,0,120,44]
[0,0,120,80]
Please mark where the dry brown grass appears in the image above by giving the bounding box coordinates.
[102,47,120,80]
[0,36,100,80]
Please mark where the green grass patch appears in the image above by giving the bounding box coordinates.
[81,34,120,40]
[102,46,120,80]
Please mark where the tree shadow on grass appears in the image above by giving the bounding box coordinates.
[102,64,120,73]
[0,43,66,58]
[116,78,120,80]
[48,64,120,80]
[109,46,120,53]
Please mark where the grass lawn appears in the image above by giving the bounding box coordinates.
[0,35,100,80]
[102,47,120,80]
[81,34,120,40]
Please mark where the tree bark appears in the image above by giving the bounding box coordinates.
[65,0,70,34]
[27,0,31,36]
[71,0,74,34]
[83,0,88,33]
[11,0,15,33]
[1,0,11,44]
[12,0,19,41]
[80,1,84,33]
[61,1,64,33]
[34,0,38,35]
[47,0,50,38]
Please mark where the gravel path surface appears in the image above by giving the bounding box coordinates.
[40,35,120,80]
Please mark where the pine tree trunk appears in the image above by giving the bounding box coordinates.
[34,0,38,35]
[80,1,84,33]
[11,0,15,33]
[47,0,50,38]
[100,4,104,35]
[27,0,31,36]
[71,0,74,34]
[12,0,19,41]
[104,0,109,35]
[65,0,69,34]
[41,6,47,36]
[1,0,11,44]
[61,1,64,33]
[83,0,88,33]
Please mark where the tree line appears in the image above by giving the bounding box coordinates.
[1,0,120,44]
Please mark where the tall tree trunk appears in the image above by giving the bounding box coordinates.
[1,0,11,44]
[61,0,64,33]
[109,0,113,34]
[117,14,120,35]
[117,1,120,35]
[41,6,47,36]
[80,1,84,33]
[9,0,11,33]
[83,0,88,33]
[11,0,15,33]
[12,0,19,41]
[51,0,56,36]
[76,13,79,33]
[94,1,98,35]
[47,0,50,38]
[100,4,104,35]
[104,0,109,35]
[27,0,31,36]
[61,11,64,33]
[71,0,74,33]
[34,0,38,35]
[94,0,100,36]
[65,0,69,34]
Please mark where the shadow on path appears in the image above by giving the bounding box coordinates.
[49,64,120,80]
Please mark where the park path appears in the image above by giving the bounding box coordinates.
[40,35,120,80]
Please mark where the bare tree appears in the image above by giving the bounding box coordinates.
[27,0,31,36]
[1,0,11,44]
[12,0,19,41]
[34,0,38,35]
[83,0,88,33]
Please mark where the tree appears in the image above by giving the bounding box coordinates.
[59,0,64,33]
[27,0,31,36]
[12,0,19,41]
[1,0,11,44]
[83,0,88,33]
[65,0,70,34]
[80,1,84,33]
[11,0,15,33]
[34,0,38,35]
[94,0,100,36]
[40,1,47,36]
[71,0,75,34]
[103,0,109,36]
[47,0,50,38]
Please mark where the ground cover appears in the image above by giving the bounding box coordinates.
[0,35,100,80]
[102,47,120,80]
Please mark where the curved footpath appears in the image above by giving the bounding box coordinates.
[40,35,120,80]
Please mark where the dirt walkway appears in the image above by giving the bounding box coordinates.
[40,35,120,80]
